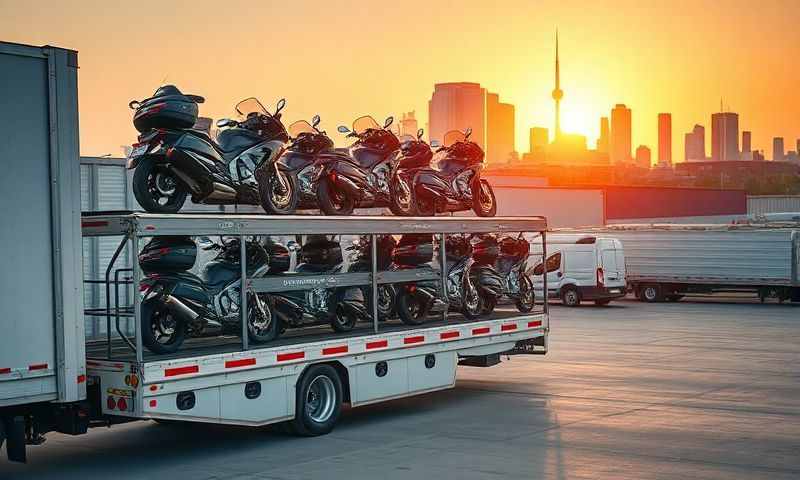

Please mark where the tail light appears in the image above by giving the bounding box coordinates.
[107,396,116,410]
[117,398,128,411]
[137,102,167,117]
[597,268,605,286]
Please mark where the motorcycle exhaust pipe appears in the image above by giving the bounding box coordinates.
[331,173,364,200]
[339,300,369,320]
[207,182,237,201]
[162,295,213,331]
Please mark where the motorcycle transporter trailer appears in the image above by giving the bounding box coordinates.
[0,212,549,463]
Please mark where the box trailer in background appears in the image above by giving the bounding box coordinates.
[565,224,800,303]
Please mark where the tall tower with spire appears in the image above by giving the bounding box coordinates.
[551,30,563,141]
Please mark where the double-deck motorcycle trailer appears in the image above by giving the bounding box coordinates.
[2,212,548,463]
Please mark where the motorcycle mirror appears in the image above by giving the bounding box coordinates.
[287,240,300,252]
[216,118,235,128]
[275,98,286,114]
[417,128,424,140]
[430,140,441,148]
[384,116,394,129]
[337,125,351,134]
[312,115,321,128]
[464,127,472,139]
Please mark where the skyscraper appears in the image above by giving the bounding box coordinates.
[597,117,609,153]
[529,127,549,153]
[635,145,651,169]
[684,124,705,162]
[610,104,632,164]
[796,139,799,158]
[398,111,418,138]
[711,111,739,161]
[486,92,515,164]
[773,137,785,161]
[741,131,751,154]
[551,30,563,141]
[428,82,486,149]
[658,113,672,166]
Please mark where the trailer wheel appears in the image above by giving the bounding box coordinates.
[640,285,662,303]
[561,286,581,307]
[291,364,343,436]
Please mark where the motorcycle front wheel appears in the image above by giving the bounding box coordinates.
[515,276,536,313]
[317,180,356,216]
[247,293,280,343]
[472,179,497,217]
[141,298,187,355]
[460,280,483,320]
[258,168,299,215]
[132,157,188,213]
[389,179,416,216]
[396,290,429,325]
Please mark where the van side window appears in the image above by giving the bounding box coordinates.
[546,252,562,273]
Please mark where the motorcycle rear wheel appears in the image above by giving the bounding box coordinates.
[258,168,299,215]
[141,298,186,355]
[472,179,497,217]
[318,180,356,216]
[133,157,188,214]
[396,290,428,325]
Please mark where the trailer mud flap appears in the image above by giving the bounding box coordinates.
[2,416,27,463]
[505,336,547,355]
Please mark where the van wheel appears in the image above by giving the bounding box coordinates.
[640,285,662,303]
[290,364,343,436]
[561,287,581,307]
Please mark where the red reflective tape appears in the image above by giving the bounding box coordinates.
[149,399,157,408]
[81,220,108,227]
[145,225,156,231]
[164,365,199,377]
[440,331,460,340]
[0,368,10,374]
[366,340,388,349]
[322,346,348,355]
[77,374,86,384]
[29,363,48,371]
[277,351,305,362]
[528,320,542,328]
[501,324,518,332]
[404,335,425,345]
[225,358,256,369]
[472,327,491,335]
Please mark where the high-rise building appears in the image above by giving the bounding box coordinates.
[398,111,418,139]
[684,124,705,162]
[610,104,632,164]
[428,82,486,150]
[596,117,609,153]
[773,137,785,161]
[529,127,549,153]
[796,139,800,158]
[635,145,651,169]
[741,131,751,154]
[657,113,672,166]
[486,92,515,164]
[711,112,739,161]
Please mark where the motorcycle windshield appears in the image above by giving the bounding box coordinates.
[352,116,381,134]
[288,120,316,138]
[443,130,467,147]
[235,97,269,119]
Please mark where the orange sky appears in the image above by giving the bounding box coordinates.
[2,0,799,161]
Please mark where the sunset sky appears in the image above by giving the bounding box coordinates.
[1,0,798,160]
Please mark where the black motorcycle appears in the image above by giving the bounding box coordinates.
[391,234,483,325]
[128,86,289,213]
[409,128,497,217]
[138,236,278,354]
[255,115,337,214]
[389,129,434,216]
[315,116,402,215]
[264,235,370,332]
[346,234,398,320]
[470,233,536,314]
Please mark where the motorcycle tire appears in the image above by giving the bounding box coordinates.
[317,180,356,216]
[472,179,497,217]
[389,180,416,216]
[247,293,280,343]
[141,298,187,355]
[132,157,188,214]
[331,305,358,333]
[460,282,483,320]
[396,290,429,325]
[480,294,497,315]
[362,285,396,320]
[258,168,299,215]
[515,277,536,313]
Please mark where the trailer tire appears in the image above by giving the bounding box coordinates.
[561,286,581,307]
[291,364,343,436]
[640,285,662,303]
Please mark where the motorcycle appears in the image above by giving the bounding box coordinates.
[391,234,483,325]
[389,129,434,216]
[346,234,398,320]
[128,86,289,213]
[138,236,278,355]
[409,128,497,217]
[316,116,402,215]
[264,235,371,332]
[255,115,336,214]
[470,233,536,314]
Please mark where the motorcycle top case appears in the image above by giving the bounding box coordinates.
[393,234,435,266]
[133,85,201,133]
[300,236,343,267]
[263,240,291,273]
[473,236,500,266]
[139,236,197,273]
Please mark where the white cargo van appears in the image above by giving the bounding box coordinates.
[531,234,626,306]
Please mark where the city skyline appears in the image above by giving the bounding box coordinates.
[1,0,798,158]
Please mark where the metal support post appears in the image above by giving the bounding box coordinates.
[132,234,143,363]
[542,230,548,317]
[371,234,379,334]
[240,234,249,351]
[439,233,448,322]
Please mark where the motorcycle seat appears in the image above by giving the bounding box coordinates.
[185,130,241,162]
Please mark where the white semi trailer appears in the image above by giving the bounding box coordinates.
[0,40,550,463]
[566,224,800,303]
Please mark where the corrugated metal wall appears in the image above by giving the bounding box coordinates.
[747,196,800,215]
[604,186,747,220]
